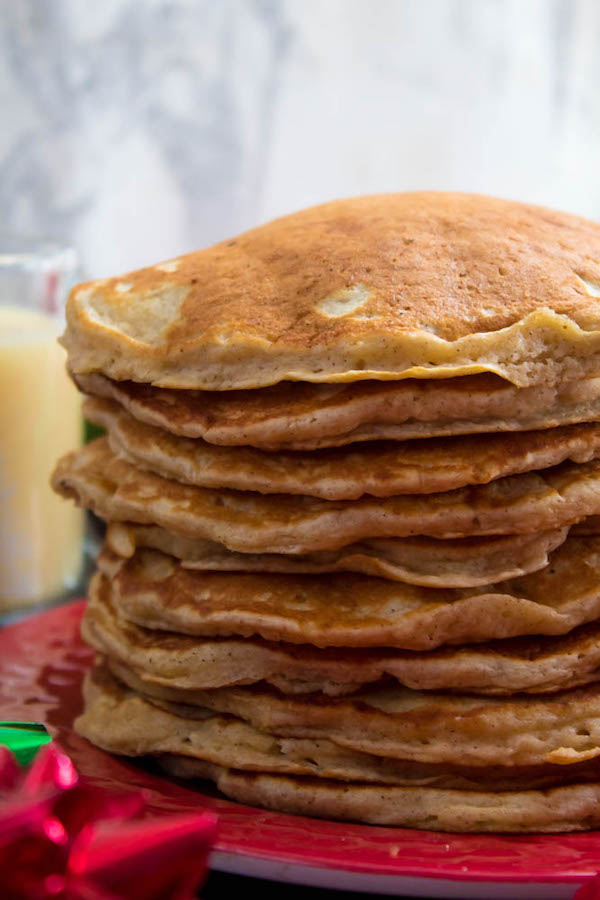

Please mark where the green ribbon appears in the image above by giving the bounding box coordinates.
[0,722,51,765]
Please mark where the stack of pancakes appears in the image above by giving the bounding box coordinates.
[52,193,600,832]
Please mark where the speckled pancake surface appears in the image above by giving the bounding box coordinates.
[83,574,600,696]
[52,439,600,551]
[78,664,600,791]
[165,764,600,833]
[108,659,600,768]
[76,665,600,832]
[96,538,600,650]
[86,395,600,499]
[75,371,600,450]
[105,521,568,589]
[62,193,600,389]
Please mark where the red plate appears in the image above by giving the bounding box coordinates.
[0,601,597,899]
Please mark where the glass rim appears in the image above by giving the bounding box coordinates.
[0,234,77,270]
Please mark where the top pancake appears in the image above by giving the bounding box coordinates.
[62,193,600,390]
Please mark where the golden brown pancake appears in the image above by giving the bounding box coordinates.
[62,193,600,389]
[59,192,600,835]
[163,752,600,795]
[78,663,600,791]
[109,659,600,768]
[96,537,600,650]
[76,664,600,832]
[84,574,600,696]
[87,394,600,499]
[52,439,600,551]
[105,521,568,588]
[171,765,600,833]
[77,371,600,450]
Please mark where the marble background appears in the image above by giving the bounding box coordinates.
[2,0,600,278]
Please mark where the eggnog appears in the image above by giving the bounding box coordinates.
[0,305,83,609]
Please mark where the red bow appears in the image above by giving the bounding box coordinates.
[0,744,217,900]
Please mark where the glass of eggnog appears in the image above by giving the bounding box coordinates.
[0,238,83,612]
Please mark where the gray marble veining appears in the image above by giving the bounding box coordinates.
[1,0,599,278]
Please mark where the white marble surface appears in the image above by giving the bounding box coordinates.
[2,0,600,278]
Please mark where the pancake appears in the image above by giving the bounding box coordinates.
[84,574,600,695]
[60,190,600,835]
[110,659,600,768]
[76,371,600,450]
[97,537,600,650]
[76,665,600,832]
[167,765,600,833]
[61,193,600,390]
[86,395,600,499]
[106,522,569,588]
[78,664,600,792]
[163,753,600,796]
[52,439,600,551]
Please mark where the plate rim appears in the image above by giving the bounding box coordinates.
[1,599,599,890]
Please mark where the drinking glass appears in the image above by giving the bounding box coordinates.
[0,237,83,612]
